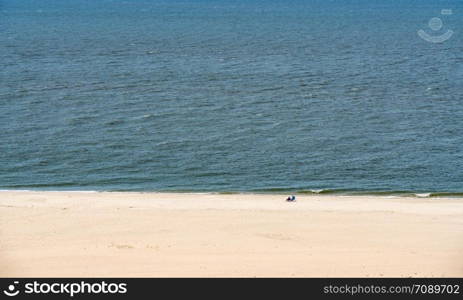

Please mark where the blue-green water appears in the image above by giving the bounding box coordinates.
[1,0,463,196]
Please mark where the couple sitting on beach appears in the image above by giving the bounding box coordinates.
[286,195,296,202]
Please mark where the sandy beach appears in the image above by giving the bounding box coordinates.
[1,191,462,277]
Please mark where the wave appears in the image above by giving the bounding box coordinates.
[1,186,463,198]
[249,188,463,198]
[415,193,431,198]
[298,189,332,194]
[417,192,463,198]
[0,189,100,193]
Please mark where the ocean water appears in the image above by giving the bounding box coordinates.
[1,0,463,195]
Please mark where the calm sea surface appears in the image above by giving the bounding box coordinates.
[1,0,463,195]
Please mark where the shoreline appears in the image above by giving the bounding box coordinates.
[1,189,463,199]
[1,191,462,277]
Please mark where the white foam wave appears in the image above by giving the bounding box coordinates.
[415,193,431,198]
[310,189,325,193]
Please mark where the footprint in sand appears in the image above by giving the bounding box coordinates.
[109,243,134,249]
[146,245,159,251]
[256,233,292,241]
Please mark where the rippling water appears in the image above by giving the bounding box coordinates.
[1,0,463,195]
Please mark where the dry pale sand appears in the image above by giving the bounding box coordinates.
[0,191,462,277]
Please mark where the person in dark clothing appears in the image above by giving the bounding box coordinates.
[286,195,296,202]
